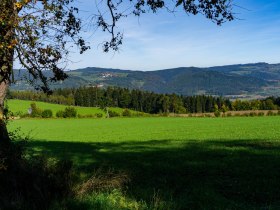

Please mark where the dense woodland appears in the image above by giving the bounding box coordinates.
[8,87,280,114]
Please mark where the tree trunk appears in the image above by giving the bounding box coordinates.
[0,0,16,143]
[0,81,10,143]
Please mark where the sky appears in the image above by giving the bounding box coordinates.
[18,0,280,71]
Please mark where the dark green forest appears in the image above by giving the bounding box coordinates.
[9,87,280,114]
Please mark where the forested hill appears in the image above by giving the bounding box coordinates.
[12,62,280,98]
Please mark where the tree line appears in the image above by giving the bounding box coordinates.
[8,87,280,114]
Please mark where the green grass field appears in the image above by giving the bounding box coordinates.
[8,116,280,209]
[7,99,138,117]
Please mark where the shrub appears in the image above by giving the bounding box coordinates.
[56,107,77,118]
[226,112,232,117]
[77,114,84,118]
[30,103,42,117]
[14,111,23,117]
[134,112,145,117]
[42,109,53,118]
[122,109,132,117]
[63,107,77,118]
[267,110,274,116]
[95,113,103,118]
[214,110,220,117]
[56,110,65,118]
[249,112,257,117]
[242,113,249,117]
[108,110,120,118]
[0,137,73,210]
[258,112,265,116]
[78,114,92,118]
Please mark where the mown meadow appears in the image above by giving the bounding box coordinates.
[8,116,280,209]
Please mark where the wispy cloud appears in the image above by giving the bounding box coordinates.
[14,0,280,71]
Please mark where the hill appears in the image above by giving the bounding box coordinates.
[11,63,280,98]
[7,99,142,117]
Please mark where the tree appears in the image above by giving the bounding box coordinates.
[0,0,89,142]
[0,0,235,142]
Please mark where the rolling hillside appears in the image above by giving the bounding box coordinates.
[11,63,280,98]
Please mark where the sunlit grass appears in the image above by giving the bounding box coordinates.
[8,116,280,209]
[8,116,280,142]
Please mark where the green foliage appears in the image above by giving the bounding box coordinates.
[122,109,132,117]
[56,107,77,118]
[267,110,275,116]
[56,110,65,118]
[214,110,220,117]
[56,190,148,210]
[9,90,75,105]
[95,113,103,118]
[63,107,77,118]
[226,112,232,117]
[0,0,89,92]
[0,137,73,210]
[108,110,120,118]
[30,103,42,117]
[8,99,139,118]
[42,109,53,118]
[9,88,280,116]
[249,112,257,117]
[258,112,265,116]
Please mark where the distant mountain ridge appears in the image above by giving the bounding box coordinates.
[11,62,280,98]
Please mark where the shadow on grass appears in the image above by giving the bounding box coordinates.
[28,139,280,209]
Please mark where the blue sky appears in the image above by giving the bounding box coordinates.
[21,0,280,71]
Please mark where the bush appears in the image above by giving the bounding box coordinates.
[30,103,42,117]
[258,112,265,116]
[214,111,220,117]
[242,113,249,117]
[226,112,232,117]
[78,114,94,118]
[267,110,276,116]
[108,110,120,118]
[249,112,257,117]
[77,114,84,118]
[95,113,103,118]
[14,111,23,117]
[122,109,132,117]
[56,107,77,118]
[0,136,73,210]
[63,107,77,118]
[42,109,53,118]
[132,111,145,117]
[56,110,65,118]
